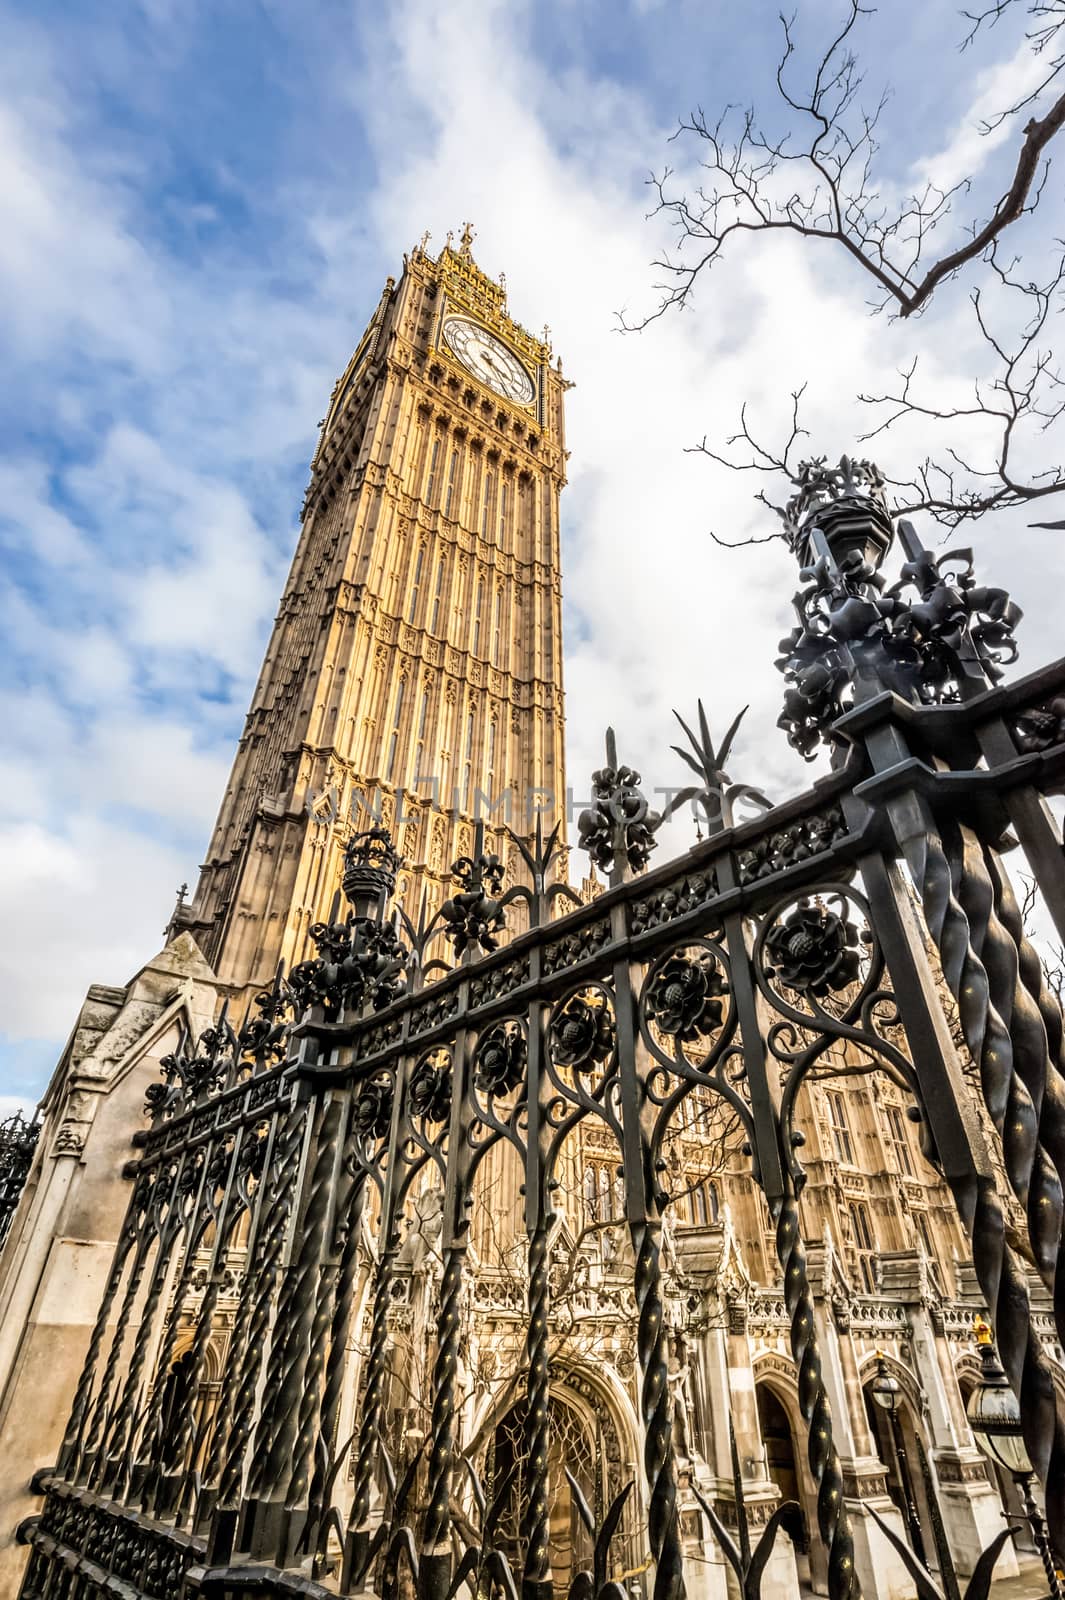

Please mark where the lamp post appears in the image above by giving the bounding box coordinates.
[870,1351,927,1566]
[965,1317,1063,1600]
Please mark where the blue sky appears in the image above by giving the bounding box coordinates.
[1,0,1059,1105]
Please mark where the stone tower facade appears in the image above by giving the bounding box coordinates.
[176,227,568,992]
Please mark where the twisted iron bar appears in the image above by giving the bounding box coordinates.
[270,1098,343,1514]
[422,1241,467,1556]
[287,1261,338,1513]
[218,1100,306,1511]
[201,1232,259,1514]
[984,845,1065,1318]
[58,1218,138,1475]
[75,1216,158,1482]
[631,1216,685,1600]
[96,1206,188,1493]
[132,1224,209,1504]
[775,1182,859,1600]
[909,821,1065,1534]
[246,1099,333,1504]
[946,822,1063,1286]
[347,1244,398,1543]
[168,1265,226,1517]
[309,1159,369,1565]
[520,1219,552,1594]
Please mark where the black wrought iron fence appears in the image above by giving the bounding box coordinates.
[16,458,1065,1600]
[0,1111,39,1252]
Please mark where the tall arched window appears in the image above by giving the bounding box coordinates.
[481,471,494,535]
[430,560,445,633]
[883,1104,914,1176]
[425,437,441,503]
[492,589,502,662]
[826,1092,854,1165]
[849,1201,876,1292]
[463,709,475,813]
[444,449,460,518]
[385,678,406,783]
[485,720,497,812]
[472,579,485,654]
[414,686,430,781]
[500,480,510,541]
[407,546,424,623]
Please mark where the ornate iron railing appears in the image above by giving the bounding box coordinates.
[0,1111,39,1251]
[16,460,1065,1600]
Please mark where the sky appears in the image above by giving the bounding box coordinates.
[1,0,1062,1109]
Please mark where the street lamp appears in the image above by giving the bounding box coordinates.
[965,1317,1063,1600]
[870,1351,927,1566]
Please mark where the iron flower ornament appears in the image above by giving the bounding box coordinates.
[353,1078,394,1141]
[645,953,728,1042]
[550,993,616,1072]
[408,1056,453,1124]
[578,728,660,878]
[474,1023,527,1097]
[764,902,861,998]
[440,829,507,956]
[1013,696,1065,753]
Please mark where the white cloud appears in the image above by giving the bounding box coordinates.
[912,34,1058,196]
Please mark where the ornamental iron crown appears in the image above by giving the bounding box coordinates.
[782,455,895,572]
[342,826,403,919]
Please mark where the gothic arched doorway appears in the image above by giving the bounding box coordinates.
[486,1391,634,1595]
[861,1368,934,1568]
[756,1381,823,1593]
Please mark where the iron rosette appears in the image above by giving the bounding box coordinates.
[127,1161,171,1254]
[636,934,747,1158]
[468,1017,529,1168]
[349,1066,398,1200]
[751,883,926,1184]
[193,1134,239,1251]
[401,1045,455,1190]
[544,982,622,1163]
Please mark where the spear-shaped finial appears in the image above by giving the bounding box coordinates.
[664,702,772,836]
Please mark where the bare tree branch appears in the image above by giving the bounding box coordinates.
[628,0,1065,531]
[623,1,1065,330]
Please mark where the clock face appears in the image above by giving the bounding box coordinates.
[442,316,535,405]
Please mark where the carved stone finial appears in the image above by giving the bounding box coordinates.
[459,221,475,258]
[164,881,191,943]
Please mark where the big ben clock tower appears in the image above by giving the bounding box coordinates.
[177,227,569,991]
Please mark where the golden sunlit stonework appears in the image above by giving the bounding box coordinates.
[0,238,1051,1600]
[176,227,567,993]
